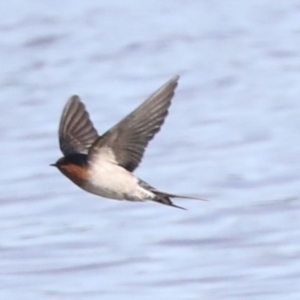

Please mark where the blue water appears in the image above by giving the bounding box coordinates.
[1,0,300,299]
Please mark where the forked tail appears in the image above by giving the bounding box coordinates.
[151,191,187,210]
[138,179,204,210]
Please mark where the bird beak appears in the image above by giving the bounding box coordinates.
[50,163,56,167]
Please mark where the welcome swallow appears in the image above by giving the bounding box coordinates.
[51,76,197,210]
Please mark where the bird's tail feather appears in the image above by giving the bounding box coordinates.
[138,179,205,210]
[151,191,187,210]
[153,190,204,200]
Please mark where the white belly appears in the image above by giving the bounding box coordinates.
[83,161,151,201]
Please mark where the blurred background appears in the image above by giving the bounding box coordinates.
[1,0,300,299]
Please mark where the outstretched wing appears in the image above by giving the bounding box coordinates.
[88,75,179,172]
[59,95,99,155]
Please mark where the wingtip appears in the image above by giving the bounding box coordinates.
[63,95,81,111]
[69,95,81,102]
[172,74,180,82]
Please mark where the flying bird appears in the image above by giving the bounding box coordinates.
[51,75,197,209]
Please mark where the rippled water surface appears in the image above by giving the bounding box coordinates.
[1,1,300,299]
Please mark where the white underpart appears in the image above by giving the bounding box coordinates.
[84,147,154,201]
